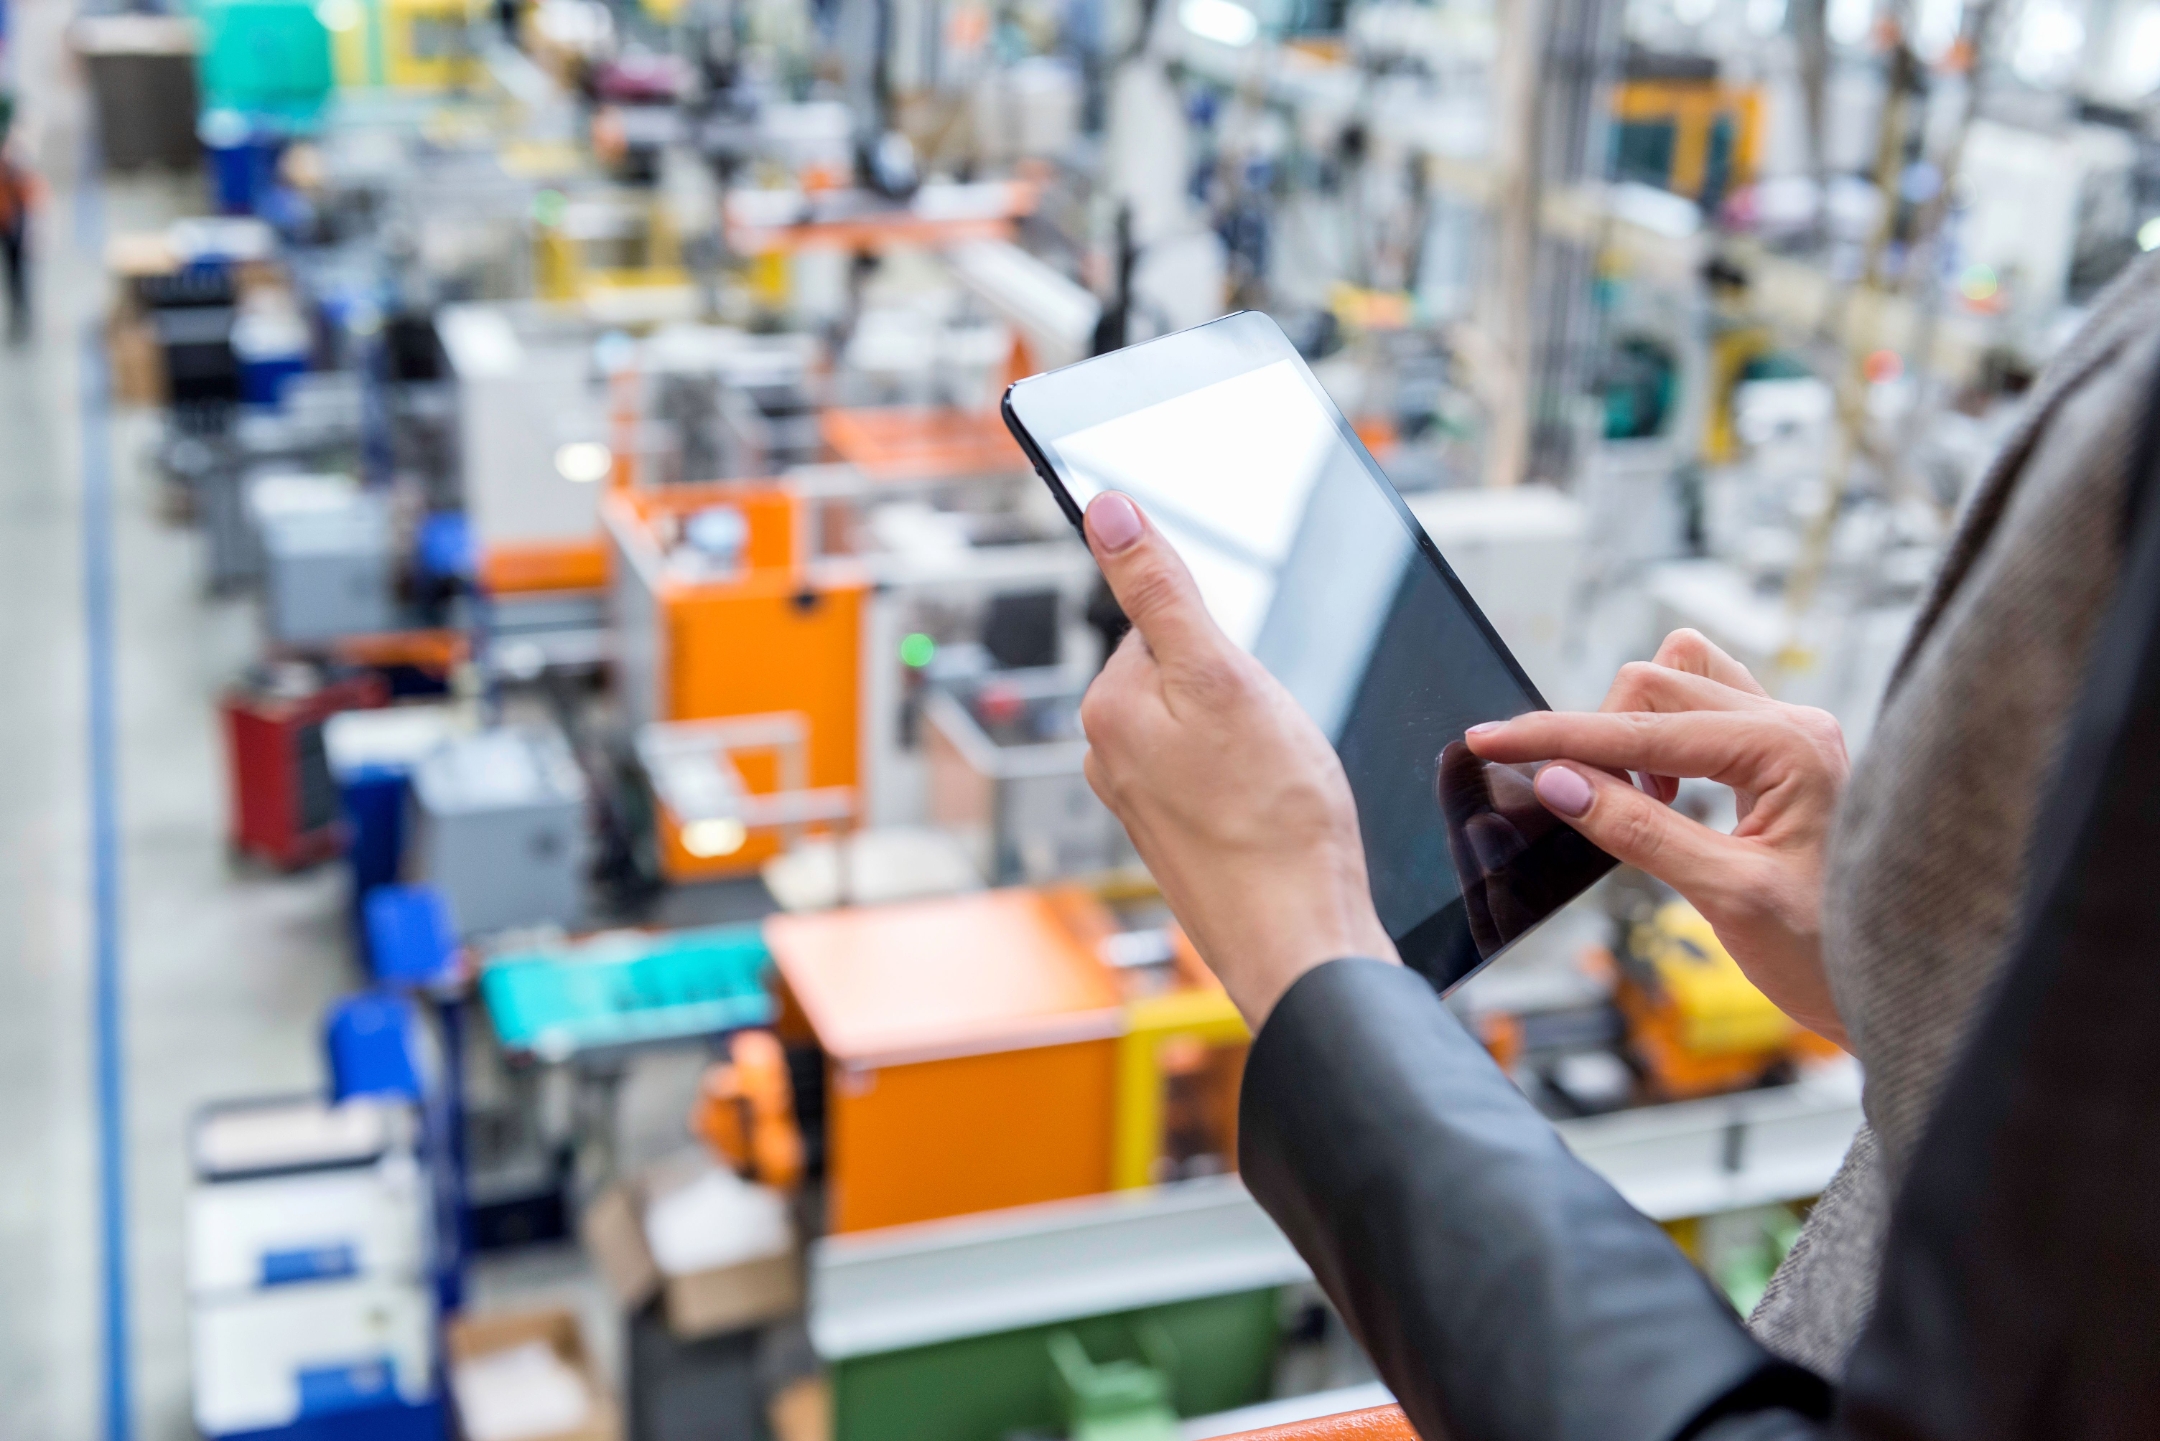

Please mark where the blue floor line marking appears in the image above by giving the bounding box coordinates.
[74,134,130,1441]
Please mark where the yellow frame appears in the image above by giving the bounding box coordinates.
[330,0,483,90]
[1111,988,1250,1191]
[1611,81,1764,202]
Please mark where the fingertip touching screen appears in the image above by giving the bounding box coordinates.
[1004,311,1614,993]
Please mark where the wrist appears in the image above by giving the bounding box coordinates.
[1216,885,1399,1028]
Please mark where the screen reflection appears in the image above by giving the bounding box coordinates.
[1044,357,1612,985]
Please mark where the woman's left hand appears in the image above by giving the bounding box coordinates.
[1076,492,1399,1028]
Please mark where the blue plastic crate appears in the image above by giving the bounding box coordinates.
[479,925,774,1060]
[343,770,412,902]
[213,1394,444,1441]
[363,885,458,988]
[325,992,425,1103]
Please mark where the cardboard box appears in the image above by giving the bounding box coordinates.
[583,1149,803,1339]
[447,1306,621,1441]
[108,314,167,407]
[769,1377,832,1441]
[582,1152,803,1340]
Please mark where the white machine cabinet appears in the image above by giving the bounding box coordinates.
[439,303,611,552]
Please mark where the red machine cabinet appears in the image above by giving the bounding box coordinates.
[222,669,388,869]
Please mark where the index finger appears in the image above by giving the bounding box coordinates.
[1465,709,1778,785]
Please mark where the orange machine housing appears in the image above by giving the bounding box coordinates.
[604,483,868,879]
[820,406,1028,483]
[763,888,1124,1233]
[692,1030,806,1192]
[482,539,611,595]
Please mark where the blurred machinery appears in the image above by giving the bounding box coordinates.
[1611,60,1763,211]
[922,670,1131,885]
[325,703,468,905]
[123,0,2160,1425]
[758,885,1247,1230]
[532,188,697,320]
[767,888,1127,1232]
[813,1182,1295,1441]
[409,725,592,936]
[605,483,868,878]
[249,473,397,645]
[1618,901,1841,1101]
[187,1095,441,1441]
[638,325,823,483]
[223,665,389,869]
[328,0,487,92]
[480,924,775,1062]
[438,303,615,595]
[690,1030,805,1192]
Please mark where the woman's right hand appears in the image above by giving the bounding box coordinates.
[1463,629,1852,1049]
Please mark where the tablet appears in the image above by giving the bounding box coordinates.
[1003,310,1615,994]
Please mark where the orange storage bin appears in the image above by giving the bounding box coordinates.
[764,888,1124,1232]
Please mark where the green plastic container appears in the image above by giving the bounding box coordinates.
[832,1288,1283,1441]
[479,925,775,1060]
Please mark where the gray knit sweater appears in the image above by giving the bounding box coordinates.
[1749,255,2160,1371]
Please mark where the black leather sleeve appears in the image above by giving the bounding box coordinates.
[1238,959,1832,1441]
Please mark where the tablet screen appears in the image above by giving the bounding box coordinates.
[1008,313,1614,991]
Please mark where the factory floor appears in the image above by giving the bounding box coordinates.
[0,44,627,1441]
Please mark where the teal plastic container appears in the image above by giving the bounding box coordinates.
[193,0,334,122]
[480,925,775,1060]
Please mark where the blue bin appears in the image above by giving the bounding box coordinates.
[200,110,284,216]
[240,350,309,405]
[363,885,460,989]
[324,992,424,1104]
[213,1394,445,1441]
[234,304,313,407]
[340,767,409,900]
[415,513,474,587]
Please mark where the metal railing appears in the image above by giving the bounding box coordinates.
[1221,1403,1415,1439]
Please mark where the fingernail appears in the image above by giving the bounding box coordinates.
[1535,764,1594,818]
[1466,721,1503,736]
[1087,492,1143,553]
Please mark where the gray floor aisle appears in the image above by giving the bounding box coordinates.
[0,8,360,1435]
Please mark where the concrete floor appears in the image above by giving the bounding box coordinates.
[0,133,356,1441]
[0,14,596,1435]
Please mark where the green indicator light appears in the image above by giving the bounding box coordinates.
[900,633,937,668]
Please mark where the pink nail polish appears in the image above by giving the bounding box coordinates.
[1535,765,1595,818]
[1087,493,1143,552]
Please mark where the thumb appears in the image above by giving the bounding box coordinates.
[1084,492,1223,664]
[1532,762,1735,898]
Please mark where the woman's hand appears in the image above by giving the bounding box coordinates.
[1464,630,1852,1048]
[1077,492,1398,1028]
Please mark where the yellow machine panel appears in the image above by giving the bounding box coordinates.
[1620,901,1841,1099]
[1611,80,1763,204]
[331,0,484,90]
